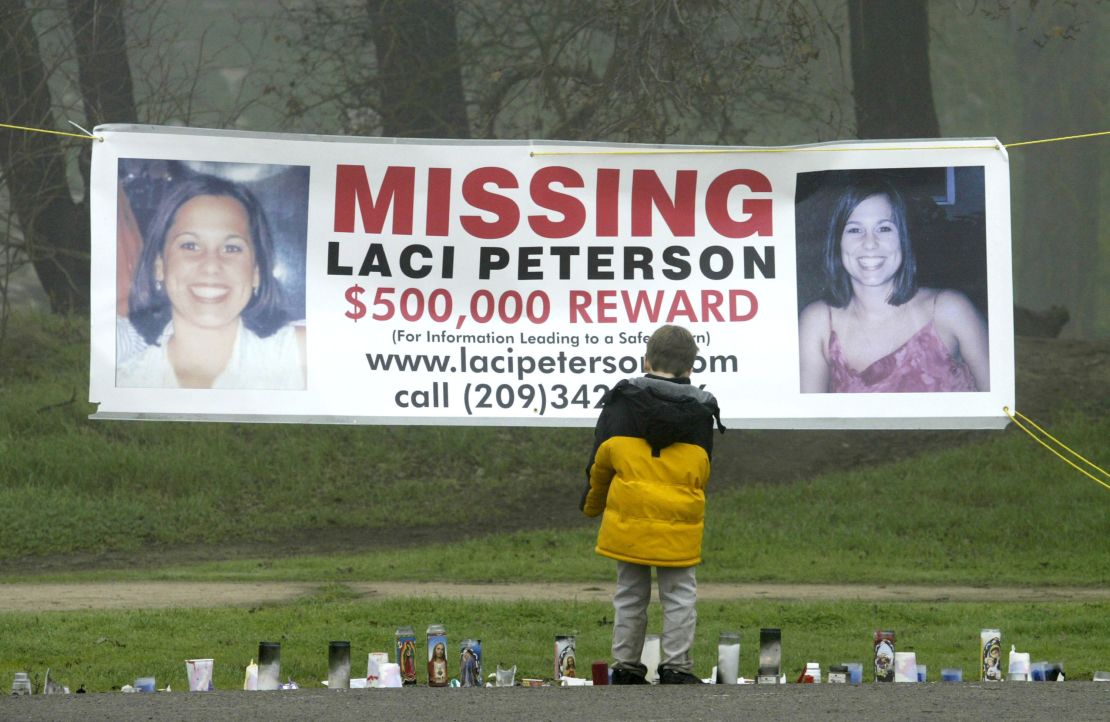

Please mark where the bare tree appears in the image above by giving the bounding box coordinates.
[462,0,844,145]
[279,0,469,137]
[68,0,138,126]
[0,0,274,329]
[0,0,108,313]
[67,0,138,185]
[281,0,848,145]
[368,0,469,138]
[847,0,939,139]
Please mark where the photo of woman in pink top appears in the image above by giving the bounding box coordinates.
[798,175,990,393]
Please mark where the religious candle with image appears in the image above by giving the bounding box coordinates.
[395,626,418,686]
[981,629,1002,681]
[459,639,483,687]
[426,624,449,687]
[555,635,577,681]
[873,630,895,683]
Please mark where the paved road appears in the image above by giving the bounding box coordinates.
[3,581,1108,612]
[3,682,1108,721]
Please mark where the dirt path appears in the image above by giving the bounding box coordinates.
[2,580,1108,613]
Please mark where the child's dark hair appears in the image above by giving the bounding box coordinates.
[645,325,697,376]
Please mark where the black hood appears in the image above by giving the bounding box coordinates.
[612,378,723,457]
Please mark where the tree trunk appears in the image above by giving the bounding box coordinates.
[0,0,140,314]
[367,0,469,138]
[848,0,940,139]
[68,0,138,127]
[1013,9,1103,338]
[68,0,139,248]
[0,0,90,312]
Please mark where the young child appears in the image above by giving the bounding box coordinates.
[580,324,723,685]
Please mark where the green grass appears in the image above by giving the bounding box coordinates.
[1,310,1108,691]
[0,311,592,558]
[704,408,1110,586]
[0,593,1105,692]
[2,397,1105,586]
[2,311,1106,586]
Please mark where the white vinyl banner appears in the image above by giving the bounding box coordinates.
[88,125,1014,428]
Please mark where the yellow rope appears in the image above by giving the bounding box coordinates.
[2,121,1107,493]
[530,143,999,157]
[529,129,1109,157]
[2,122,1106,153]
[1004,407,1109,492]
[1004,130,1110,148]
[0,121,101,141]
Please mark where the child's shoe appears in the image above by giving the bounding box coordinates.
[611,668,649,685]
[658,667,704,684]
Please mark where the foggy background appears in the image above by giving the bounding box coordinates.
[1,0,1106,338]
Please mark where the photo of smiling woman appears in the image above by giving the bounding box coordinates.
[116,161,309,390]
[797,169,990,394]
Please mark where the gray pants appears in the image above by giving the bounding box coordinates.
[611,561,697,675]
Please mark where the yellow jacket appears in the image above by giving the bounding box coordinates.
[581,376,720,567]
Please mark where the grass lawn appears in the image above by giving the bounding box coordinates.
[2,591,1106,692]
[3,404,1105,588]
[1,311,1107,691]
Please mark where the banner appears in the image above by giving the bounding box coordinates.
[89,125,1014,428]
